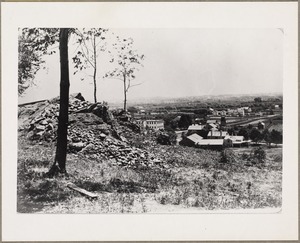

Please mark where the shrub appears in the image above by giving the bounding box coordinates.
[220,149,236,164]
[272,153,282,162]
[157,131,177,145]
[251,147,266,164]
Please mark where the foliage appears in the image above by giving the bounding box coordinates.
[156,131,177,145]
[237,128,249,140]
[254,97,262,102]
[242,147,266,166]
[262,129,271,146]
[156,114,179,130]
[251,147,266,164]
[127,106,139,113]
[18,28,59,95]
[104,36,145,110]
[270,129,283,145]
[178,114,193,129]
[227,128,235,136]
[72,28,108,73]
[220,149,236,164]
[249,128,262,143]
[257,122,265,130]
[194,108,208,116]
[247,124,253,130]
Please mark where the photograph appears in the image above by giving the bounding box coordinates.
[2,2,297,241]
[18,28,283,213]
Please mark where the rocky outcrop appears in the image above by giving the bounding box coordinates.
[18,94,163,168]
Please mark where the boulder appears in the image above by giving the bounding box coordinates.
[91,103,112,123]
[100,133,107,140]
[35,125,46,132]
[69,142,86,152]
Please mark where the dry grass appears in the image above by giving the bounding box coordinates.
[17,133,282,213]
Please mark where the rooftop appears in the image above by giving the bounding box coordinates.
[196,139,224,146]
[187,134,203,143]
[208,130,228,137]
[188,124,204,130]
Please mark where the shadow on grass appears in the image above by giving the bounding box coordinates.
[74,178,157,193]
[17,171,72,213]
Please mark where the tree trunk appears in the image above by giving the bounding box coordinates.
[123,76,127,111]
[93,35,97,103]
[48,28,70,176]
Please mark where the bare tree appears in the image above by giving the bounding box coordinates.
[105,37,145,111]
[72,28,108,103]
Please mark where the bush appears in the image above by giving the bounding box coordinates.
[220,149,236,164]
[241,147,266,166]
[157,131,177,145]
[253,147,266,163]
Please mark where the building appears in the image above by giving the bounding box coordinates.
[196,139,231,150]
[179,133,203,147]
[206,122,218,131]
[136,119,164,130]
[237,108,245,116]
[187,124,209,137]
[188,124,205,132]
[207,130,229,139]
[228,135,249,147]
[212,110,226,116]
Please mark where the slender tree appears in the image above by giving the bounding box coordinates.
[105,37,145,111]
[72,28,108,103]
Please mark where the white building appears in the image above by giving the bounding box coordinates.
[188,124,205,132]
[237,108,245,116]
[136,120,164,130]
[207,130,229,139]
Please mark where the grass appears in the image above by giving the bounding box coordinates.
[17,132,282,213]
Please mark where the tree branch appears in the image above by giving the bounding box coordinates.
[104,76,123,82]
[80,45,95,68]
[130,83,142,88]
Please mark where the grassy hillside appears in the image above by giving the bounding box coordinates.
[17,132,282,213]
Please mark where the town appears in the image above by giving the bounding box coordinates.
[114,94,283,149]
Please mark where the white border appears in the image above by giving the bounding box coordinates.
[1,2,298,241]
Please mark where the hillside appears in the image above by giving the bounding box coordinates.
[17,95,282,213]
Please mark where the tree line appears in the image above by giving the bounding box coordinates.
[229,126,282,146]
[18,28,145,176]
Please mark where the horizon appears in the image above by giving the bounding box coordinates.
[18,91,283,107]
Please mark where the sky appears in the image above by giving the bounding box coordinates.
[19,28,283,104]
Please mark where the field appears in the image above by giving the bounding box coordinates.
[17,132,282,213]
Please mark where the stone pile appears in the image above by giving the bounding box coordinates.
[25,102,59,141]
[19,94,163,168]
[69,99,91,113]
[21,96,98,141]
[68,123,162,168]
